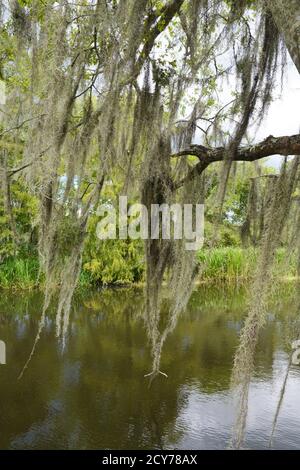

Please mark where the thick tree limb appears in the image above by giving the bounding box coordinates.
[172,134,300,189]
[267,0,300,74]
[173,134,300,162]
[132,0,185,81]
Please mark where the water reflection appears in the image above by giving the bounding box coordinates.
[0,285,299,449]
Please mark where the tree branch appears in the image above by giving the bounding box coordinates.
[172,134,300,189]
[133,0,185,80]
[173,134,300,162]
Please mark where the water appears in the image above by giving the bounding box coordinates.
[0,284,299,450]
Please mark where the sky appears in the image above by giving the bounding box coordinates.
[255,59,300,168]
[258,63,300,140]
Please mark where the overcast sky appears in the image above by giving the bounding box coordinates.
[256,59,300,168]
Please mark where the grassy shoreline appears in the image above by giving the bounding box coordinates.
[0,247,297,291]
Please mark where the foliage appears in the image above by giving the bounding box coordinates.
[1,246,297,290]
[83,214,145,286]
[0,178,38,261]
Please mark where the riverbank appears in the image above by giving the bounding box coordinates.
[0,247,297,291]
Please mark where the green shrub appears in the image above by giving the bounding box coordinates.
[82,215,145,286]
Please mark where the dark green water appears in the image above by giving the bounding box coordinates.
[0,285,299,449]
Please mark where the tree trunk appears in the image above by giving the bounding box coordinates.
[0,149,18,249]
[268,0,300,73]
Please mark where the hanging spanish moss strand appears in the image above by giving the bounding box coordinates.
[231,156,300,449]
[145,175,205,380]
[269,354,292,448]
[269,283,300,447]
[215,8,281,228]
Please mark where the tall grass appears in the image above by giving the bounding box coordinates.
[197,247,297,283]
[0,258,40,290]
